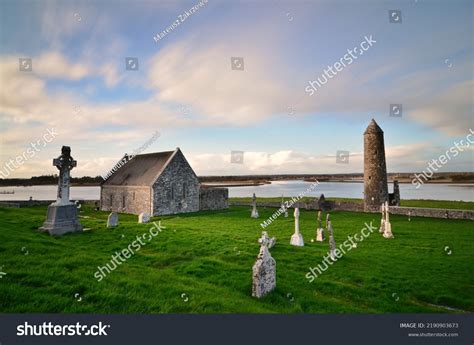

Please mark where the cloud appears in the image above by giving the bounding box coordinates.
[35,52,90,80]
[147,41,294,126]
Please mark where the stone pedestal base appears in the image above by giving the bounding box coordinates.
[290,233,304,246]
[39,204,83,236]
[316,228,325,241]
[383,222,394,239]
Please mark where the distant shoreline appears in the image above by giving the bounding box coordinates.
[1,172,473,187]
[1,179,473,188]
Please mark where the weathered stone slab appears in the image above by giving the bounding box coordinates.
[327,215,337,260]
[107,212,118,228]
[138,212,150,223]
[316,210,325,241]
[252,231,276,298]
[251,193,259,218]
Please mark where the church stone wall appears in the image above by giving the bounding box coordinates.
[152,151,200,216]
[100,185,151,215]
[199,188,229,211]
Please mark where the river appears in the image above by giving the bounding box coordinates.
[0,181,472,201]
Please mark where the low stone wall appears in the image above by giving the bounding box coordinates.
[0,200,98,208]
[229,201,474,220]
[388,206,474,220]
[199,187,229,211]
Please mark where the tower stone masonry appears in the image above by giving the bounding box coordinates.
[364,119,388,211]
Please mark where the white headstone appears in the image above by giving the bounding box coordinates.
[107,212,118,228]
[316,210,325,241]
[280,197,288,218]
[379,203,386,233]
[138,212,150,223]
[252,232,276,298]
[383,204,394,238]
[251,193,259,218]
[328,220,337,260]
[290,207,304,246]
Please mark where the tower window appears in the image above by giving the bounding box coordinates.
[182,183,187,198]
[122,195,126,208]
[109,194,113,206]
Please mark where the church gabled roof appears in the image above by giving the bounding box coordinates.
[102,148,179,186]
[364,118,384,134]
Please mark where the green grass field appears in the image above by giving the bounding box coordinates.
[0,204,472,313]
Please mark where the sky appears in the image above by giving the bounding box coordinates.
[0,0,473,178]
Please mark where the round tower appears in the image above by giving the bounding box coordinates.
[364,119,388,211]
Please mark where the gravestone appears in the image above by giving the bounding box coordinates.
[138,212,150,223]
[327,218,337,260]
[281,195,288,218]
[252,231,276,298]
[107,212,119,228]
[251,193,259,218]
[379,202,386,233]
[290,207,304,246]
[316,210,325,241]
[39,146,83,236]
[383,203,394,238]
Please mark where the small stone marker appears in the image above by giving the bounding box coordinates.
[107,212,118,228]
[281,195,288,218]
[252,231,276,298]
[316,210,325,241]
[251,193,259,218]
[327,217,337,260]
[138,212,150,223]
[383,203,394,238]
[290,207,304,246]
[39,146,83,236]
[379,202,386,233]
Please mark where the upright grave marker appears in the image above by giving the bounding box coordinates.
[379,203,386,233]
[316,210,325,241]
[252,231,276,298]
[251,193,259,218]
[383,202,394,238]
[40,146,83,236]
[138,212,150,223]
[107,212,119,228]
[290,207,304,246]
[327,214,337,260]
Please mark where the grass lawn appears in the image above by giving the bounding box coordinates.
[230,197,474,210]
[0,204,472,313]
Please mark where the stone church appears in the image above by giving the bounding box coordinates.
[100,148,227,216]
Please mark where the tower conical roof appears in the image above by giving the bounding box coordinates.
[364,119,384,134]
